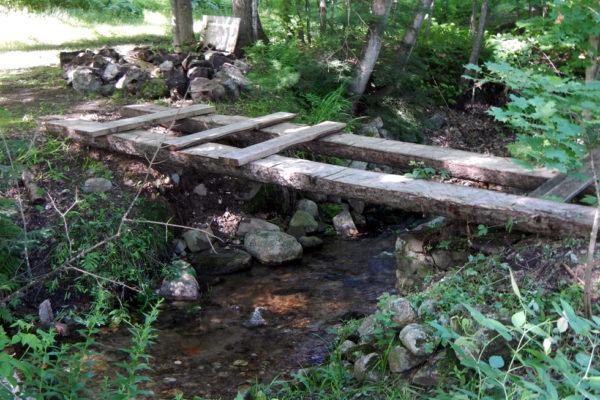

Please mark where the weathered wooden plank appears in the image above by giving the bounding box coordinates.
[73,104,215,137]
[219,121,346,166]
[120,104,556,189]
[44,120,595,237]
[530,148,600,202]
[163,112,296,150]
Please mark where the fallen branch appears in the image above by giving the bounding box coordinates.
[561,263,585,287]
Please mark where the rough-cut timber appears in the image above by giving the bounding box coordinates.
[219,121,346,166]
[72,104,215,137]
[164,112,296,150]
[530,148,600,202]
[120,104,556,189]
[43,121,595,238]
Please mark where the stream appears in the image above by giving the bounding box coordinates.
[98,233,399,399]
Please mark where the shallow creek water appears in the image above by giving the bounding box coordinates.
[99,233,399,399]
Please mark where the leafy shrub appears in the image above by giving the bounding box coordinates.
[0,300,161,399]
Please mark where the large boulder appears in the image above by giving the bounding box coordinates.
[236,218,280,237]
[244,231,303,265]
[188,248,252,275]
[357,314,383,344]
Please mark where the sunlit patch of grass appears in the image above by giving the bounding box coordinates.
[0,8,170,52]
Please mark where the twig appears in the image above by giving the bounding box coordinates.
[562,263,585,286]
[66,265,141,293]
[48,190,81,257]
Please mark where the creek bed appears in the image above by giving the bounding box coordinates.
[99,233,399,399]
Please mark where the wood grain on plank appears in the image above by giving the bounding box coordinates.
[529,148,600,202]
[77,104,215,137]
[219,121,346,166]
[163,112,297,150]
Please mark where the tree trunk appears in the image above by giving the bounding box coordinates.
[319,0,327,34]
[397,0,434,69]
[305,0,312,44]
[586,34,600,82]
[170,0,195,52]
[422,0,434,41]
[462,0,488,87]
[232,0,268,54]
[470,0,478,36]
[348,0,393,100]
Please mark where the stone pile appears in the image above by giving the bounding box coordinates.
[60,46,251,101]
[340,296,444,387]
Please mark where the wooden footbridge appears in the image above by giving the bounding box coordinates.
[45,104,596,238]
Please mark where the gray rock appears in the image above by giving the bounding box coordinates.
[384,297,416,329]
[182,227,214,253]
[412,363,442,387]
[379,128,394,140]
[430,249,469,270]
[38,299,54,326]
[348,160,368,170]
[248,307,269,327]
[244,231,303,265]
[159,268,199,301]
[233,59,251,74]
[353,353,380,382]
[159,60,174,72]
[388,345,426,373]
[173,239,187,256]
[102,63,122,81]
[99,83,115,96]
[357,314,383,344]
[351,211,367,228]
[187,66,212,80]
[83,177,112,193]
[296,199,319,218]
[298,236,323,250]
[288,210,318,238]
[221,79,241,99]
[332,211,358,236]
[348,199,365,214]
[236,218,280,236]
[193,183,208,196]
[417,299,436,317]
[214,64,251,89]
[426,111,447,130]
[188,248,252,275]
[399,323,433,356]
[115,66,149,93]
[189,77,226,102]
[356,117,383,136]
[340,340,356,359]
[71,67,102,92]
